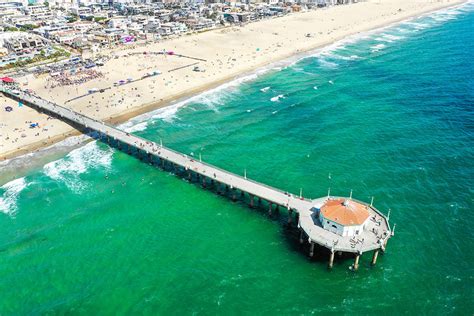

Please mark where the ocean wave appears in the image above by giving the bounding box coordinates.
[318,58,338,68]
[375,33,404,43]
[0,177,28,216]
[113,1,473,131]
[331,54,361,61]
[43,141,113,193]
[260,86,271,92]
[402,21,431,31]
[431,15,457,22]
[419,0,471,20]
[270,94,285,102]
[370,43,386,52]
[0,134,90,168]
[150,72,267,121]
[123,121,148,133]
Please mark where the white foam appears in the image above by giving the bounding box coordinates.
[149,72,266,121]
[331,54,362,61]
[126,0,470,129]
[3,0,471,170]
[0,134,90,168]
[260,86,271,92]
[375,33,404,43]
[123,121,148,133]
[318,58,338,68]
[402,21,431,30]
[0,177,28,216]
[43,141,113,193]
[270,94,285,102]
[370,43,386,52]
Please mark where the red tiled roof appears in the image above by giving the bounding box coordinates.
[320,198,369,226]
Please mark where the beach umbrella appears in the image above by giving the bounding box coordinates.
[5,106,13,112]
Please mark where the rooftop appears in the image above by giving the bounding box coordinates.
[320,198,370,226]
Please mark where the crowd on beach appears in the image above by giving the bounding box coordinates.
[46,70,104,89]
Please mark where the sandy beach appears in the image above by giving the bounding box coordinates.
[0,0,465,161]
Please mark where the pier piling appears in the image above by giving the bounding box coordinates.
[371,250,379,266]
[328,251,335,269]
[353,254,360,271]
[1,87,393,273]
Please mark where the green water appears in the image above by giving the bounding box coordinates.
[1,4,473,314]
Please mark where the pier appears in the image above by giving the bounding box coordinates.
[1,86,394,270]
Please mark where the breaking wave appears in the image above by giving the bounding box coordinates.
[43,142,113,193]
[0,177,28,216]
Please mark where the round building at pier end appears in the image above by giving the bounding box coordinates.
[318,198,370,237]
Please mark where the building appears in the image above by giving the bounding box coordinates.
[51,0,76,10]
[108,16,129,29]
[317,198,370,237]
[70,6,93,17]
[184,17,215,31]
[0,0,28,9]
[159,22,187,36]
[3,34,46,55]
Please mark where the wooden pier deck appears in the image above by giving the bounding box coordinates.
[1,86,393,269]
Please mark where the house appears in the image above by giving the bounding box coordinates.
[159,22,187,37]
[184,17,215,31]
[3,34,46,55]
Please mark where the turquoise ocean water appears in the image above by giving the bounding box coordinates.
[1,3,473,314]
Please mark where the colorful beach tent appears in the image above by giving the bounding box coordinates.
[1,77,14,83]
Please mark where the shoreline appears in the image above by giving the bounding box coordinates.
[0,0,466,164]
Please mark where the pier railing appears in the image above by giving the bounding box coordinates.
[1,85,393,259]
[0,86,314,207]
